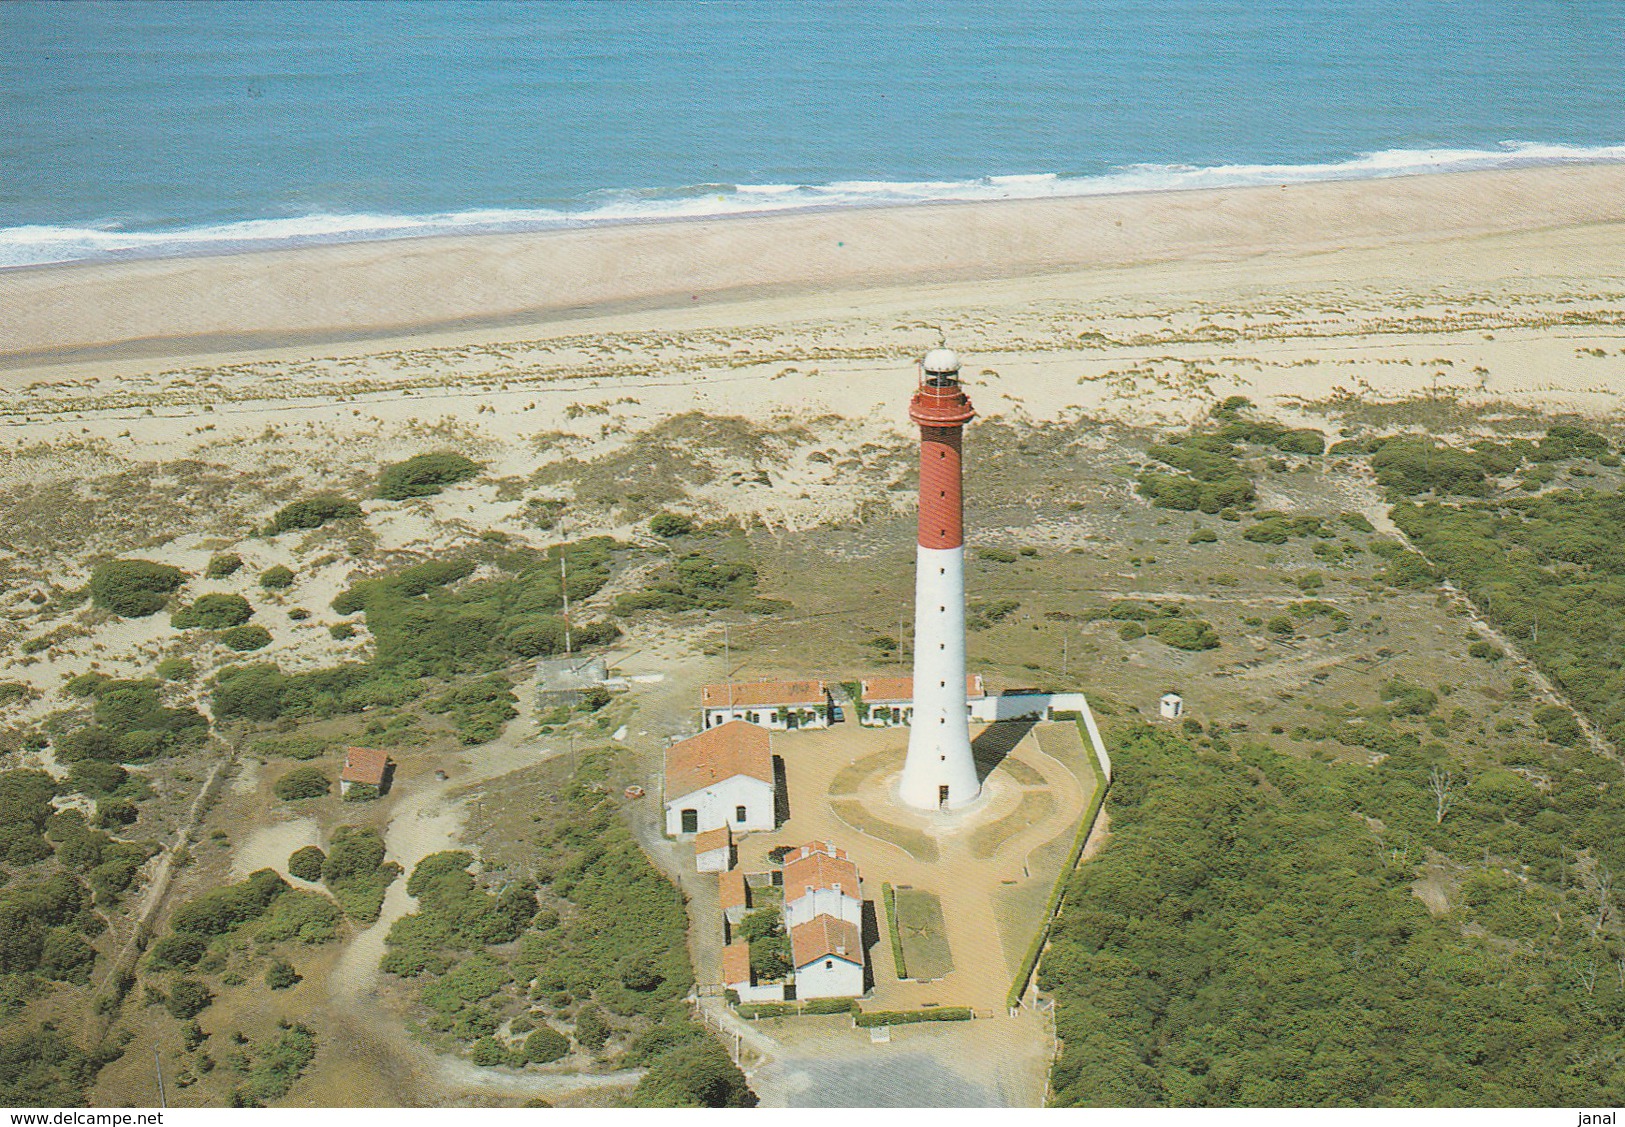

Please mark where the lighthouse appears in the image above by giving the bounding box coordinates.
[899,349,981,811]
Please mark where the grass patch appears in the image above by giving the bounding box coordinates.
[893,890,953,980]
[968,790,1057,860]
[830,799,937,863]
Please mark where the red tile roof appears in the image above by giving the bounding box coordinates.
[694,825,732,855]
[786,840,845,863]
[861,674,985,703]
[702,680,828,709]
[665,720,773,799]
[718,870,748,912]
[785,851,860,901]
[340,746,390,786]
[790,914,864,968]
[722,942,751,987]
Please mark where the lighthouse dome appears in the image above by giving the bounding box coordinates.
[922,348,961,376]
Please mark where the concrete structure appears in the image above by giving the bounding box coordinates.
[1160,692,1184,720]
[701,679,831,730]
[722,941,785,1004]
[783,841,862,928]
[899,348,982,811]
[695,825,733,873]
[790,914,865,999]
[535,655,609,708]
[718,869,750,926]
[339,746,392,797]
[859,674,985,727]
[663,720,775,838]
[969,689,1088,723]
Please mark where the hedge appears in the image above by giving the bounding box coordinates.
[852,1007,972,1028]
[882,882,907,979]
[1005,728,1112,1009]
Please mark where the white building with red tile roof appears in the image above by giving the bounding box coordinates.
[701,679,831,731]
[718,870,750,925]
[663,720,776,838]
[859,674,985,727]
[783,844,862,929]
[789,914,864,999]
[339,746,392,796]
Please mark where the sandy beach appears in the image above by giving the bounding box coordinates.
[4,163,1625,363]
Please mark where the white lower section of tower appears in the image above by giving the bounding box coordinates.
[899,545,981,810]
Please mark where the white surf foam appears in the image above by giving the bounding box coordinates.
[4,141,1623,270]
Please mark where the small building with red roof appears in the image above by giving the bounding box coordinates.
[783,842,862,929]
[789,914,864,1000]
[339,746,393,797]
[718,869,750,925]
[694,825,733,873]
[663,720,776,838]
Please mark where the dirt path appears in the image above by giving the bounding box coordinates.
[321,670,646,1101]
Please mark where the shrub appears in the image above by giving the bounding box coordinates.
[94,799,138,828]
[164,978,215,1019]
[271,495,362,533]
[649,512,694,538]
[287,846,326,882]
[155,657,194,682]
[1534,704,1582,746]
[172,593,254,630]
[573,1003,610,1050]
[1468,639,1504,662]
[255,891,342,944]
[377,453,481,500]
[329,623,355,640]
[1267,615,1296,636]
[1118,621,1146,641]
[1188,528,1218,544]
[169,869,288,936]
[978,547,1018,563]
[1153,619,1221,651]
[145,934,206,971]
[89,559,185,617]
[273,769,329,802]
[523,1026,571,1064]
[264,959,300,990]
[259,566,295,590]
[205,553,243,579]
[219,625,273,652]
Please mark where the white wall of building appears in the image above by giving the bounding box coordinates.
[734,982,786,1004]
[900,544,981,810]
[703,705,828,731]
[784,888,862,929]
[696,844,732,873]
[664,775,775,837]
[794,956,864,1000]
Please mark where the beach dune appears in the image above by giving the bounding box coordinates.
[5,164,1625,362]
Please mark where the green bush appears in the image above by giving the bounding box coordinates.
[329,623,355,640]
[169,870,289,937]
[978,547,1018,563]
[264,959,300,990]
[801,997,859,1016]
[287,846,326,882]
[1188,528,1218,544]
[205,552,243,578]
[523,1025,571,1064]
[573,1003,610,1050]
[377,452,481,500]
[259,565,295,590]
[274,767,330,801]
[219,625,273,652]
[649,512,694,537]
[172,593,254,630]
[145,934,206,971]
[271,495,362,533]
[155,657,194,682]
[89,559,185,617]
[629,1039,755,1108]
[164,978,214,1020]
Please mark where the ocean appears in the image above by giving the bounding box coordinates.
[4,0,1624,269]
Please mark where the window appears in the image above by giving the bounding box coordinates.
[735,805,747,823]
[680,809,698,834]
[825,960,833,969]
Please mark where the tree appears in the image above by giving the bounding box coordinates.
[264,959,300,990]
[630,1039,756,1107]
[164,978,214,1019]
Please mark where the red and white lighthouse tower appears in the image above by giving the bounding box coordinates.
[899,348,981,811]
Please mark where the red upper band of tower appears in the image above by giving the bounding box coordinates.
[910,365,975,551]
